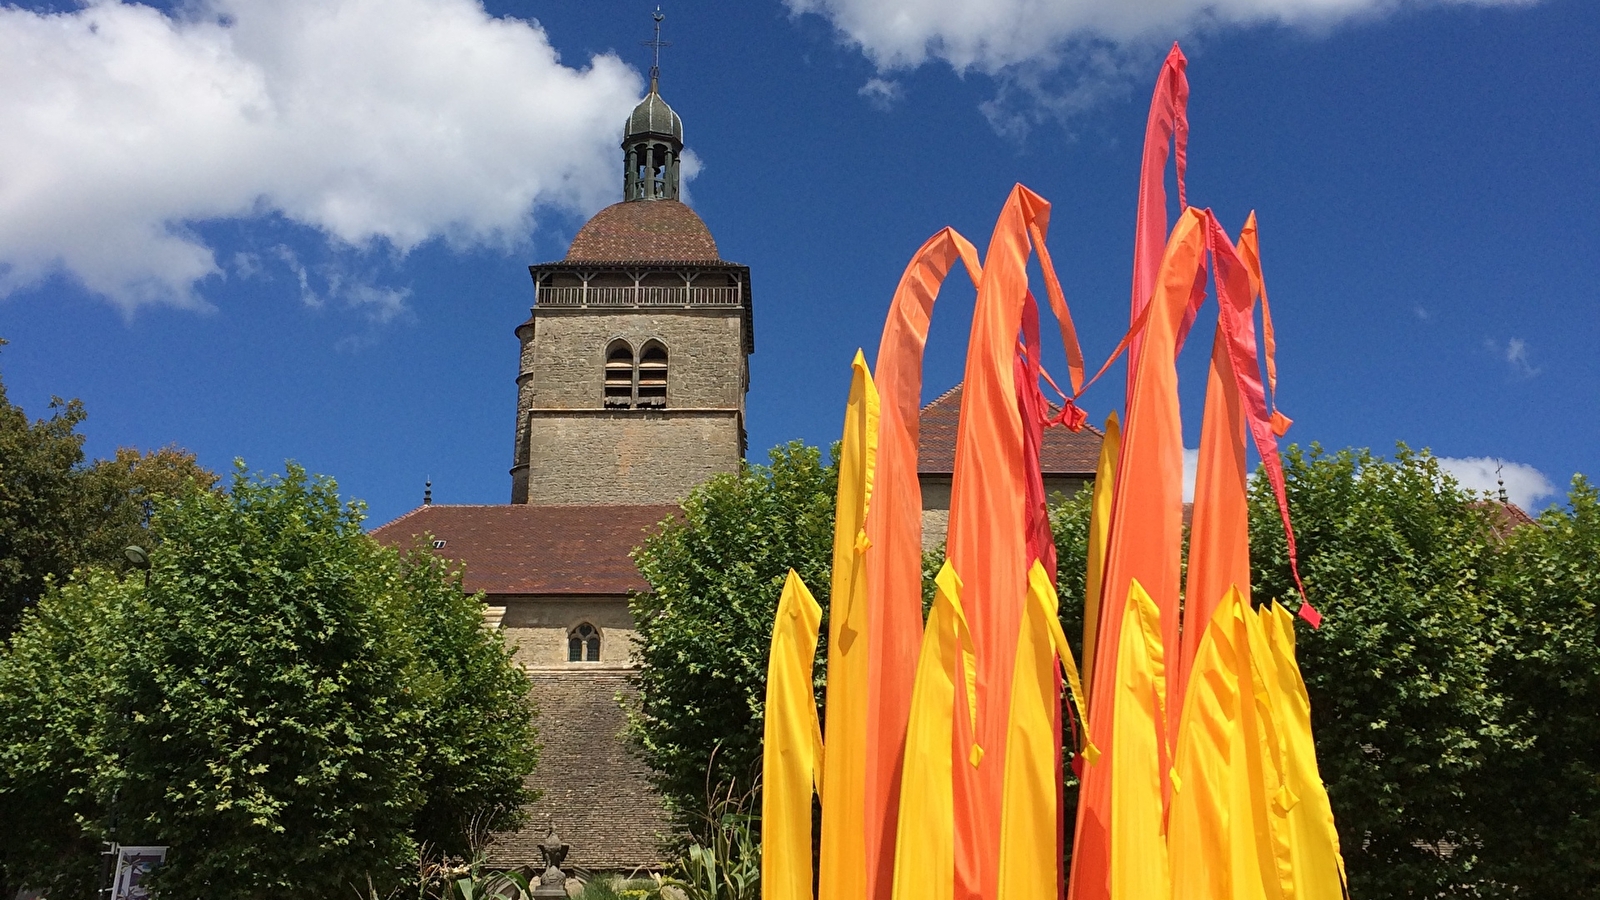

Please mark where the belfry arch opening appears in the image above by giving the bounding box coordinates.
[604,340,635,408]
[637,341,668,408]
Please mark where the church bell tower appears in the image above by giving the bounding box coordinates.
[511,67,753,506]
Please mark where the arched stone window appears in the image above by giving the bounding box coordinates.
[637,341,668,408]
[604,340,635,409]
[568,623,601,662]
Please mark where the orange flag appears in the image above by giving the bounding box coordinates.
[1127,43,1189,381]
[1072,208,1207,900]
[1174,221,1256,738]
[947,185,1081,899]
[864,227,982,900]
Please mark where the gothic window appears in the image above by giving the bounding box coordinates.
[604,340,635,408]
[637,341,668,408]
[568,623,601,662]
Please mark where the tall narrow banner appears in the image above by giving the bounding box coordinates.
[864,228,982,900]
[819,351,880,900]
[762,571,825,900]
[1107,578,1170,900]
[1081,411,1121,700]
[890,563,982,900]
[1175,226,1255,739]
[1127,43,1189,382]
[997,562,1097,900]
[1073,209,1208,900]
[946,184,1081,899]
[1261,603,1348,900]
[1168,586,1293,900]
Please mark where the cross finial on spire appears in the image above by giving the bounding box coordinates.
[1496,464,1508,504]
[642,7,670,92]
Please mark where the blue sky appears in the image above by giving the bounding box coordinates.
[1,0,1594,526]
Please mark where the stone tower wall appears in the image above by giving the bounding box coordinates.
[512,307,747,505]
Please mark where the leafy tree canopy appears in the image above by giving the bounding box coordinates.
[0,342,217,635]
[0,464,538,899]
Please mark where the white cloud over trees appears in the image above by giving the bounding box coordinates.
[0,0,643,311]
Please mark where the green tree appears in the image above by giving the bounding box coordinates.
[0,464,537,899]
[0,344,217,635]
[1248,445,1511,897]
[1475,476,1600,895]
[629,442,838,817]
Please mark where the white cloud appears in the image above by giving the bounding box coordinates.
[859,76,904,110]
[785,0,1539,74]
[1484,336,1541,377]
[0,0,645,312]
[1183,446,1199,503]
[1436,456,1557,509]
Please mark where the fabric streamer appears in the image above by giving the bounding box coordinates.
[890,563,982,900]
[761,571,825,900]
[819,351,880,900]
[862,227,982,900]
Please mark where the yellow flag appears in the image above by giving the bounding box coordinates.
[998,562,1098,900]
[890,562,980,900]
[819,350,880,900]
[762,570,825,900]
[1168,586,1292,900]
[1108,578,1169,900]
[1262,602,1348,900]
[1082,410,1121,697]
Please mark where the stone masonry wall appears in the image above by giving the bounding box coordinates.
[501,597,637,667]
[490,668,671,873]
[526,310,746,410]
[524,411,741,506]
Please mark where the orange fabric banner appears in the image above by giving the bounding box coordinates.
[864,227,982,900]
[1174,230,1255,739]
[1072,208,1207,900]
[946,184,1071,899]
[1127,43,1189,383]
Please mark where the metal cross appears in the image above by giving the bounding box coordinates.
[642,8,670,83]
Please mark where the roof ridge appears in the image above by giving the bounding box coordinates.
[921,382,963,412]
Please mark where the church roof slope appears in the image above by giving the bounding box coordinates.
[566,199,719,263]
[917,383,1103,476]
[371,504,678,596]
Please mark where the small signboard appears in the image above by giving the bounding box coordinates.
[111,845,167,900]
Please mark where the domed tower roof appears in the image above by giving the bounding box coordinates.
[625,86,682,144]
[565,199,719,262]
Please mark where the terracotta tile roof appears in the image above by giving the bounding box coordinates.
[371,504,678,597]
[566,200,719,262]
[1472,499,1539,538]
[917,383,1103,476]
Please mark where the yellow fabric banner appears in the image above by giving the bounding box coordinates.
[819,350,880,900]
[890,562,980,900]
[1168,586,1292,900]
[1081,410,1121,698]
[998,562,1097,900]
[762,570,825,900]
[1108,578,1170,900]
[1262,602,1348,900]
